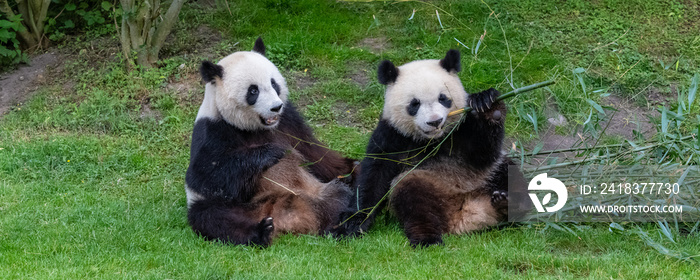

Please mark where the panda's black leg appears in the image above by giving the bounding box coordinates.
[390,176,449,248]
[187,199,275,247]
[485,158,530,219]
[491,190,508,206]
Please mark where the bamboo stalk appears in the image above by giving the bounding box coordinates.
[448,80,555,117]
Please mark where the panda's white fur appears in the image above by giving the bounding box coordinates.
[198,51,289,131]
[382,59,467,141]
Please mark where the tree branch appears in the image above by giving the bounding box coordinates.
[151,0,186,53]
[0,0,37,47]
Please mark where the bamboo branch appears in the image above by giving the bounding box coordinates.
[448,80,556,117]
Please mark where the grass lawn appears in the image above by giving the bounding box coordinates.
[1,0,699,278]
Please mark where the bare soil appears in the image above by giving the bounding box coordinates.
[358,37,390,53]
[346,61,371,88]
[0,53,59,116]
[530,93,660,160]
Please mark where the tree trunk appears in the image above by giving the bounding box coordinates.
[0,0,49,51]
[119,0,186,68]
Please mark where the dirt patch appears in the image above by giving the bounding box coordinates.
[162,24,223,61]
[333,100,361,127]
[525,93,658,160]
[600,95,658,139]
[646,86,667,106]
[346,61,372,88]
[0,52,59,116]
[139,103,162,120]
[166,69,203,106]
[287,71,317,92]
[358,37,390,53]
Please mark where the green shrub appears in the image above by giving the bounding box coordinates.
[0,13,27,67]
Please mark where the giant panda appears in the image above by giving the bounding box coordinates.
[334,49,528,247]
[185,38,356,246]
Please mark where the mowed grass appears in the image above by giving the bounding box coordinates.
[1,0,700,278]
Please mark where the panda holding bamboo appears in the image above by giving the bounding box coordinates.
[185,38,356,246]
[335,49,529,247]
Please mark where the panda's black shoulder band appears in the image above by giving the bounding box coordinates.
[200,60,224,84]
[378,60,399,85]
[439,49,461,73]
[253,37,266,56]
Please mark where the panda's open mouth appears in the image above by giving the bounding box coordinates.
[260,115,280,126]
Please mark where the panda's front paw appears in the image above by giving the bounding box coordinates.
[259,144,287,168]
[468,88,499,112]
[468,88,505,121]
[491,190,508,207]
[331,211,371,238]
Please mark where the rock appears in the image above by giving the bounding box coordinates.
[547,114,568,127]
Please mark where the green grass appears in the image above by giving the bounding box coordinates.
[1,0,700,278]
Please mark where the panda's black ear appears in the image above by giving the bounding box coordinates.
[253,37,266,56]
[377,60,399,85]
[200,60,224,84]
[439,49,461,73]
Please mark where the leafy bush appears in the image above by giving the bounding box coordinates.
[45,1,116,41]
[0,13,26,67]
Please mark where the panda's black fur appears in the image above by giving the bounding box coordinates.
[335,49,528,247]
[186,38,356,246]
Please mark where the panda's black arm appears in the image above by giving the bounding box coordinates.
[452,89,506,170]
[336,120,409,235]
[186,143,286,203]
[186,120,286,203]
[278,102,354,182]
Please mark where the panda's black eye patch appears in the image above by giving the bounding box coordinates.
[407,98,421,116]
[438,93,452,108]
[246,85,259,105]
[271,78,280,96]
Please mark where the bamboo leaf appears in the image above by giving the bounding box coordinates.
[531,142,544,156]
[609,222,625,232]
[666,109,686,121]
[661,107,668,133]
[586,98,605,115]
[689,73,698,108]
[573,67,586,95]
[658,221,676,243]
[583,109,593,125]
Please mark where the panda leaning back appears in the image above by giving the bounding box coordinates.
[335,49,529,247]
[185,38,356,246]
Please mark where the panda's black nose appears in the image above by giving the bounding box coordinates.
[270,104,283,112]
[426,118,443,128]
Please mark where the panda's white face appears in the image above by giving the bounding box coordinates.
[382,60,467,141]
[199,51,289,131]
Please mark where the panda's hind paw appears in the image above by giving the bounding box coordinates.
[252,217,274,247]
[409,235,444,248]
[491,190,508,206]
